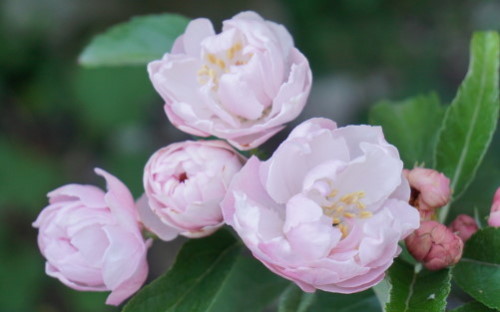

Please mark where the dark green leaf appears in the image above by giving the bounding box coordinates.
[369,93,445,168]
[278,284,316,312]
[373,278,391,310]
[453,228,500,310]
[449,301,498,312]
[123,229,241,312]
[386,259,451,312]
[207,254,289,312]
[278,284,380,312]
[434,32,499,205]
[79,14,189,67]
[309,289,381,312]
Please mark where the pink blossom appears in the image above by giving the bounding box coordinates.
[404,168,451,212]
[488,187,500,227]
[33,169,149,306]
[143,140,244,238]
[405,220,463,270]
[148,11,312,150]
[222,118,420,293]
[449,214,478,242]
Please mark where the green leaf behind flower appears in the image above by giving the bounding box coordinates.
[369,93,445,168]
[122,229,241,312]
[278,284,381,312]
[434,32,500,206]
[123,229,287,312]
[79,14,189,67]
[206,253,289,312]
[385,259,451,312]
[449,301,498,312]
[453,228,500,310]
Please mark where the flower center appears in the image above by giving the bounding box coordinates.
[177,172,188,183]
[197,42,253,90]
[321,190,372,237]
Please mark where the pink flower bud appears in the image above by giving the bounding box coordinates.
[449,214,478,242]
[32,169,149,306]
[405,168,451,211]
[405,220,463,270]
[143,140,245,238]
[488,187,500,227]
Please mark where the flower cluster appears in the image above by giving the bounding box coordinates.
[35,11,496,307]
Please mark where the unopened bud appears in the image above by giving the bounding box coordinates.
[405,220,463,270]
[404,168,451,212]
[449,214,478,242]
[488,187,500,227]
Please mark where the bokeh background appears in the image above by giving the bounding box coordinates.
[2,0,500,311]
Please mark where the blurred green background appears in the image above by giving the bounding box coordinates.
[1,0,500,311]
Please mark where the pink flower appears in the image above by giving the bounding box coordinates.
[449,214,478,242]
[405,220,463,270]
[32,169,149,306]
[488,187,500,227]
[404,168,451,212]
[148,11,312,150]
[143,140,244,238]
[222,118,420,293]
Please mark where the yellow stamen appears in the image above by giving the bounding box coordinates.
[207,53,217,64]
[328,189,338,198]
[343,212,356,219]
[338,224,349,237]
[356,202,366,210]
[216,59,226,69]
[340,193,356,205]
[359,211,373,219]
[335,206,344,213]
[227,43,243,59]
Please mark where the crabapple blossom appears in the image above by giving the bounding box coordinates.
[33,169,149,306]
[222,118,420,293]
[148,11,312,150]
[406,220,463,270]
[449,214,478,242]
[143,140,244,238]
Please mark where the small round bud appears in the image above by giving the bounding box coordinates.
[405,168,451,212]
[449,214,478,242]
[405,220,463,271]
[488,188,500,227]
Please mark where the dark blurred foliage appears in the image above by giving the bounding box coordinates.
[1,0,500,311]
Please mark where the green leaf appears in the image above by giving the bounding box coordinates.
[372,278,391,311]
[123,229,241,312]
[449,301,498,312]
[79,14,189,67]
[386,259,451,312]
[74,67,156,132]
[278,284,380,312]
[309,289,381,312]
[206,254,289,312]
[434,32,499,206]
[369,93,445,168]
[453,228,500,310]
[278,284,316,312]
